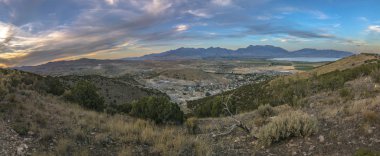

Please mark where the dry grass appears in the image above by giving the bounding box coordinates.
[256,104,276,118]
[362,110,379,124]
[185,117,198,134]
[257,110,318,146]
[0,85,212,155]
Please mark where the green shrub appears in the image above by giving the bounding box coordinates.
[130,96,184,124]
[12,122,30,136]
[10,77,21,87]
[66,80,105,112]
[257,110,318,146]
[0,86,7,100]
[339,88,352,98]
[44,77,65,96]
[106,103,132,115]
[257,104,275,117]
[354,148,380,156]
[193,96,236,117]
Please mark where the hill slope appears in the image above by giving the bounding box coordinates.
[2,54,380,155]
[0,69,210,155]
[188,54,380,116]
[59,75,167,105]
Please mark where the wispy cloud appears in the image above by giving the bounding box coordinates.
[309,10,330,20]
[368,25,380,33]
[187,10,212,18]
[175,24,189,32]
[211,0,232,6]
[247,23,335,39]
[0,0,379,66]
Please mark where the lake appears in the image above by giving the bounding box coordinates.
[269,57,340,62]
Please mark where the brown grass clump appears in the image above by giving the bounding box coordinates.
[185,117,198,134]
[257,104,276,118]
[362,110,379,124]
[257,110,318,146]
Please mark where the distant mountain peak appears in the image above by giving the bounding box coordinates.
[125,45,354,60]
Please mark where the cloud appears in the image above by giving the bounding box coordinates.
[368,25,380,33]
[247,23,335,39]
[141,0,173,15]
[105,0,118,5]
[277,7,331,20]
[175,24,189,32]
[309,10,330,20]
[211,0,232,6]
[0,0,376,66]
[187,10,211,18]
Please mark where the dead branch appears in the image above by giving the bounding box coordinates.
[211,124,237,137]
[211,90,251,138]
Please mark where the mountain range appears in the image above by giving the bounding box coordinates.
[127,45,354,60]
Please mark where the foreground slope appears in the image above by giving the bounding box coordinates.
[0,69,210,155]
[187,53,380,155]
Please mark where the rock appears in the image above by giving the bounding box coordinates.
[27,131,34,136]
[292,151,297,156]
[309,145,315,151]
[16,144,28,156]
[318,135,325,143]
[368,129,373,134]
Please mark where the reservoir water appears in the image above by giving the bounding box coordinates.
[269,57,340,62]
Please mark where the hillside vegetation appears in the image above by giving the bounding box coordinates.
[188,54,380,117]
[1,54,380,155]
[0,69,210,155]
[60,75,167,106]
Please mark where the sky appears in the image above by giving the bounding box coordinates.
[0,0,379,67]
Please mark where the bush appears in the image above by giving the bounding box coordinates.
[186,117,198,134]
[130,96,184,124]
[44,77,65,96]
[12,122,30,136]
[339,88,352,98]
[0,86,7,100]
[257,110,318,146]
[66,80,105,112]
[257,104,276,117]
[106,103,132,115]
[194,96,236,117]
[355,148,380,156]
